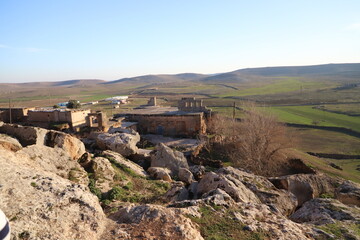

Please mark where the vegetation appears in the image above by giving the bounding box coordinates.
[207,103,294,176]
[66,99,81,109]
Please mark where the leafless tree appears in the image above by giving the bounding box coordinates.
[206,102,294,175]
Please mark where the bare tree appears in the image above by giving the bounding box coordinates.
[207,102,294,175]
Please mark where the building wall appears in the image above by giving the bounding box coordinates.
[0,108,33,123]
[27,109,90,128]
[126,113,206,137]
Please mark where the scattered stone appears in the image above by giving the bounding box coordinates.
[189,165,206,180]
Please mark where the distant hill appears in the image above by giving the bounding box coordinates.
[199,63,360,83]
[104,73,206,85]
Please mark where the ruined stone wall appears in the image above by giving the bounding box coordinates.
[0,108,33,123]
[126,113,206,137]
[178,98,210,113]
[69,110,91,127]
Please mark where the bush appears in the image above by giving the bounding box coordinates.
[66,100,81,109]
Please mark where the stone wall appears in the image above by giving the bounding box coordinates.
[0,108,33,123]
[126,113,206,137]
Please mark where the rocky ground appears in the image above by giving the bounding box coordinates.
[0,122,359,240]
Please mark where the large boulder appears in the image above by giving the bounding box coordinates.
[335,181,360,207]
[101,150,148,178]
[269,173,338,207]
[290,198,360,225]
[178,168,195,185]
[151,143,189,177]
[45,130,86,160]
[0,148,106,240]
[197,171,260,203]
[108,204,204,240]
[217,167,297,216]
[147,167,172,182]
[96,132,140,157]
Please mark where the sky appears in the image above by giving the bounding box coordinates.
[0,0,360,83]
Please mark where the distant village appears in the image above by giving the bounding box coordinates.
[0,96,212,137]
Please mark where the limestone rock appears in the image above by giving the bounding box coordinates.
[335,181,360,207]
[0,149,106,240]
[91,157,116,193]
[108,204,204,240]
[0,124,85,160]
[164,182,188,202]
[217,167,297,215]
[96,131,140,157]
[197,171,260,203]
[102,150,148,177]
[290,198,360,225]
[269,173,338,207]
[147,167,172,182]
[151,143,189,177]
[233,202,316,240]
[18,145,89,185]
[178,167,195,184]
[0,123,48,146]
[45,130,86,160]
[0,133,22,151]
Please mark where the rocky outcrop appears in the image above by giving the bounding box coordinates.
[269,173,338,206]
[197,171,261,203]
[189,165,206,180]
[45,130,86,160]
[102,150,148,178]
[151,143,189,177]
[335,181,360,207]
[0,148,106,240]
[18,145,89,185]
[147,167,172,182]
[0,133,22,151]
[217,167,298,216]
[0,123,48,146]
[0,123,85,160]
[290,198,360,225]
[108,204,204,240]
[96,131,140,157]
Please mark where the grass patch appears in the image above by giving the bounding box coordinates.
[270,106,360,132]
[188,205,267,240]
[318,222,360,240]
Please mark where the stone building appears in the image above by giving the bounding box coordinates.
[27,109,91,129]
[118,98,211,137]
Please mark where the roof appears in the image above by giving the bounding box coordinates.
[122,106,203,116]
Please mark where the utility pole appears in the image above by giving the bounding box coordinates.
[9,98,12,124]
[232,102,236,119]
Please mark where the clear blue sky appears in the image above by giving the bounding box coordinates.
[1,0,360,83]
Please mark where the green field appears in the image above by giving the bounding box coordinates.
[269,106,360,132]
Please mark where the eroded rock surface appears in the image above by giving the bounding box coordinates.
[147,167,172,182]
[96,131,140,157]
[151,143,189,177]
[107,204,204,240]
[290,198,360,225]
[0,148,106,240]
